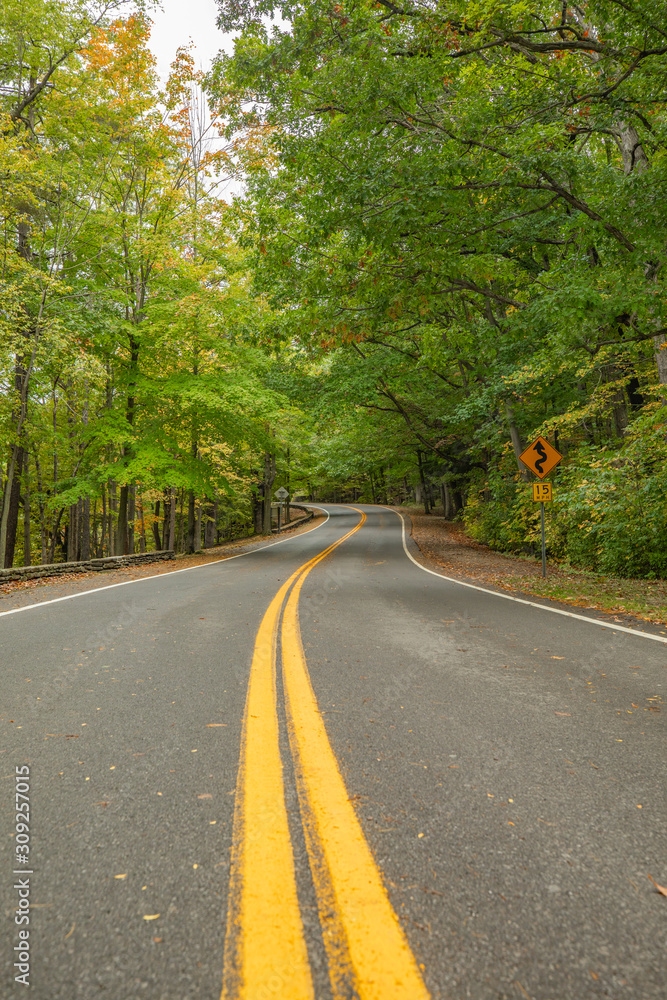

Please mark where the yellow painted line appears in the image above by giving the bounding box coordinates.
[282,509,431,999]
[221,511,368,1000]
[221,570,314,1000]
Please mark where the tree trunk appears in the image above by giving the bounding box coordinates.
[378,466,388,504]
[128,484,135,554]
[138,496,146,553]
[505,402,529,479]
[81,497,90,561]
[654,335,667,385]
[416,450,430,514]
[253,485,263,534]
[116,483,129,555]
[0,316,34,567]
[168,488,176,551]
[109,480,117,555]
[91,498,98,557]
[186,489,196,553]
[67,503,78,562]
[204,499,217,548]
[602,364,629,436]
[440,481,446,518]
[1,445,24,567]
[77,498,83,560]
[285,449,291,524]
[33,450,47,564]
[22,447,31,566]
[618,121,650,176]
[48,508,64,564]
[154,500,162,550]
[80,385,90,560]
[262,450,276,534]
[196,503,202,549]
[178,489,185,552]
[101,487,107,557]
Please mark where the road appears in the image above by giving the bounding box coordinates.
[1,504,666,1000]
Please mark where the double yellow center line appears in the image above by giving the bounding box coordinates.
[221,509,430,1000]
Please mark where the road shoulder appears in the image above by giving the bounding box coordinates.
[394,507,667,634]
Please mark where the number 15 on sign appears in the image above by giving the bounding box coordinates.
[532,483,552,502]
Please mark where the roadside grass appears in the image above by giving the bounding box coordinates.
[499,567,667,626]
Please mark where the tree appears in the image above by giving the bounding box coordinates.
[205,0,667,575]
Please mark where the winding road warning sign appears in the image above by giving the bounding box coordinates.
[519,436,562,480]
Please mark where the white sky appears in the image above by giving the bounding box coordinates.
[147,0,236,82]
[147,0,241,197]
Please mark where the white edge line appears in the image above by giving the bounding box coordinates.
[0,507,331,618]
[385,507,667,645]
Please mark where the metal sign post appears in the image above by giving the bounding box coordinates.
[531,481,552,577]
[520,439,562,578]
[274,486,289,532]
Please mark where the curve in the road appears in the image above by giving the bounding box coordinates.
[388,507,667,645]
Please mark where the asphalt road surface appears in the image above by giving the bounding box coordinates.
[2,505,665,1000]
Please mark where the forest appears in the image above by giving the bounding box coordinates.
[1,0,666,579]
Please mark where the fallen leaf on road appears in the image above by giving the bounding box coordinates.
[153,937,162,943]
[554,712,571,716]
[590,971,598,980]
[143,914,160,921]
[648,874,667,897]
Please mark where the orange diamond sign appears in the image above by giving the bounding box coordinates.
[519,436,562,480]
